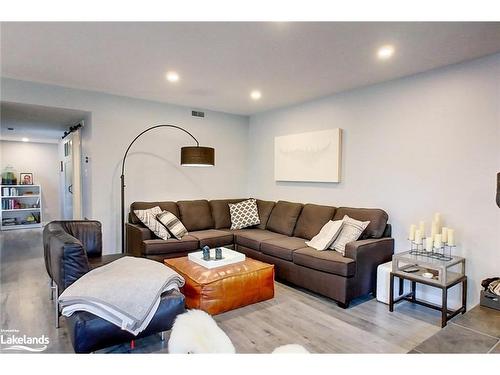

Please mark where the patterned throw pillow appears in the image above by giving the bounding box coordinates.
[157,211,188,240]
[330,215,370,256]
[229,198,260,230]
[134,206,170,240]
[305,220,344,251]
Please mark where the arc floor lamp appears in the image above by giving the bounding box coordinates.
[120,124,215,253]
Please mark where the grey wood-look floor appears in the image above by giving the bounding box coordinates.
[0,228,442,354]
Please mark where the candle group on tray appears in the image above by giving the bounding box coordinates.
[408,212,455,249]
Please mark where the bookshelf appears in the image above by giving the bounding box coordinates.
[1,185,42,230]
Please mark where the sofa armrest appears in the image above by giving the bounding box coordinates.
[345,238,394,262]
[126,222,153,257]
[345,238,394,295]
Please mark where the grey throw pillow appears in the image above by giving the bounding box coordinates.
[330,215,370,255]
[157,211,188,240]
[134,206,170,240]
[305,219,344,251]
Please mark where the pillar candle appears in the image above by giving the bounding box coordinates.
[434,212,441,223]
[447,229,455,246]
[425,236,434,251]
[434,213,442,232]
[441,227,448,243]
[415,229,422,244]
[431,221,438,238]
[409,224,416,241]
[419,221,425,236]
[434,233,442,248]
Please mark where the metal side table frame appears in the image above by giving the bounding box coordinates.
[389,251,467,328]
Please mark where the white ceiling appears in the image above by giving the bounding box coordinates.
[1,22,500,115]
[0,101,88,141]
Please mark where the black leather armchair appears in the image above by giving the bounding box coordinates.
[43,220,123,327]
[42,220,185,353]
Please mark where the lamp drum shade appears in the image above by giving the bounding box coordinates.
[181,146,215,166]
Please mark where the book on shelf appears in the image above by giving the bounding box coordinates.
[2,199,20,210]
[2,187,19,197]
[2,198,40,210]
[2,218,18,226]
[1,186,39,197]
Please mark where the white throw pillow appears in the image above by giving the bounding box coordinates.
[305,220,344,251]
[330,215,370,255]
[134,206,171,240]
[229,198,260,230]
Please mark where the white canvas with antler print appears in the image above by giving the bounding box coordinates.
[274,128,342,182]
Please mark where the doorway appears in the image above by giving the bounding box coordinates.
[0,101,89,226]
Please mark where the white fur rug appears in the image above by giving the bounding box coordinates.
[168,309,309,354]
[168,309,236,353]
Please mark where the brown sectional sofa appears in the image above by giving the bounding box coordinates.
[126,198,394,307]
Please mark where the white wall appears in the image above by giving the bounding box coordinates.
[248,53,500,308]
[2,54,498,308]
[0,140,61,222]
[1,79,249,253]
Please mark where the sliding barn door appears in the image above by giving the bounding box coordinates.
[59,124,83,219]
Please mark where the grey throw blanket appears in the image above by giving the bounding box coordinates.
[59,256,184,335]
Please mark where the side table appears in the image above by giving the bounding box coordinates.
[389,251,467,327]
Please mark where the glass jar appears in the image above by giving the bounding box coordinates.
[1,165,18,185]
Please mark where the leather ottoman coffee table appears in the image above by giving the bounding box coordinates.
[164,256,274,315]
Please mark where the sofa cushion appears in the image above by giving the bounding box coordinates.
[261,237,307,261]
[333,207,388,239]
[256,200,275,230]
[141,235,200,256]
[233,228,286,251]
[293,204,336,240]
[293,248,356,277]
[177,200,214,232]
[130,201,179,225]
[189,229,234,249]
[266,201,303,236]
[209,199,245,229]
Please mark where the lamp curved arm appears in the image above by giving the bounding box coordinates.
[120,124,200,253]
[120,124,199,176]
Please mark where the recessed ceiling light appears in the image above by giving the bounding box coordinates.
[165,71,180,83]
[250,90,262,100]
[22,137,29,142]
[377,45,395,60]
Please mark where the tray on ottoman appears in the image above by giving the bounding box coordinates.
[165,255,274,315]
[188,247,245,269]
